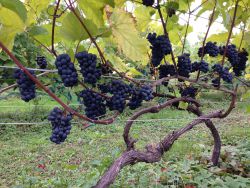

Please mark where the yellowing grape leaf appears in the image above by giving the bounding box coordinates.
[78,0,114,27]
[0,7,25,49]
[206,32,228,42]
[106,53,129,72]
[110,9,149,62]
[134,5,152,32]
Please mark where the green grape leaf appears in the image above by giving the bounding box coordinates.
[28,26,49,36]
[0,7,25,49]
[206,32,228,42]
[0,0,27,23]
[110,9,149,62]
[59,11,99,42]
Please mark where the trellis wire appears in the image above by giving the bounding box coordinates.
[0,65,248,87]
[0,115,248,125]
[0,99,247,109]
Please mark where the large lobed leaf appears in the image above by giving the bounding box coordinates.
[110,9,149,62]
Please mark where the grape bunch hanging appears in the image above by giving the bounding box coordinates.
[13,35,248,145]
[13,69,36,102]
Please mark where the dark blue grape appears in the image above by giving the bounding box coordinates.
[177,53,192,78]
[79,89,106,119]
[13,69,36,102]
[142,0,154,6]
[75,51,102,85]
[55,54,78,87]
[36,56,47,69]
[147,33,172,67]
[48,107,72,144]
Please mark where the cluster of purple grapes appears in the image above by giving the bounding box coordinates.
[13,69,36,102]
[198,42,220,57]
[158,64,176,86]
[159,64,176,78]
[79,89,106,120]
[177,53,192,78]
[75,51,102,85]
[55,54,78,87]
[107,80,133,113]
[48,107,72,144]
[180,87,198,98]
[220,45,248,76]
[212,64,233,83]
[142,0,154,6]
[147,33,172,67]
[234,49,248,76]
[128,85,154,110]
[191,60,209,73]
[219,44,239,66]
[36,56,47,69]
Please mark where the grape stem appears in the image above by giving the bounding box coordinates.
[196,0,217,81]
[51,0,61,57]
[182,0,191,55]
[156,0,178,74]
[221,0,239,66]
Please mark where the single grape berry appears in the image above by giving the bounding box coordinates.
[177,53,192,78]
[79,89,106,120]
[198,42,219,57]
[13,69,36,102]
[180,87,197,98]
[55,54,78,87]
[142,0,154,6]
[75,51,102,85]
[36,56,47,69]
[147,33,172,67]
[48,107,72,144]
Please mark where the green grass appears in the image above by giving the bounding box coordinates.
[0,96,250,188]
